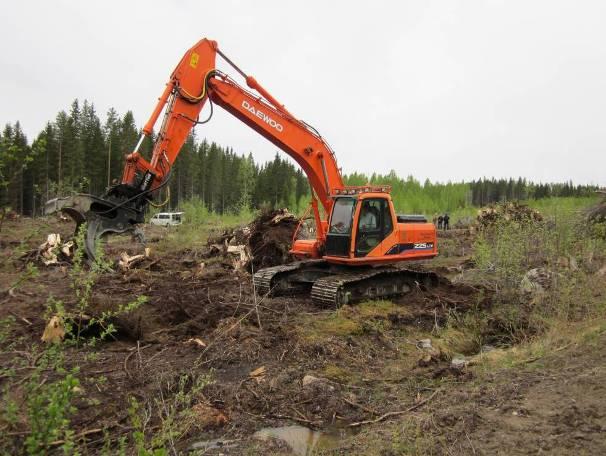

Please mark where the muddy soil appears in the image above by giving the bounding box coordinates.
[1,215,604,455]
[336,333,606,455]
[434,338,606,455]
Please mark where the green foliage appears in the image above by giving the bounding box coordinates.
[0,121,39,215]
[16,346,81,456]
[155,197,255,252]
[5,99,598,219]
[0,316,15,346]
[345,172,470,215]
[453,202,606,347]
[124,371,213,455]
[25,368,80,455]
[127,398,167,456]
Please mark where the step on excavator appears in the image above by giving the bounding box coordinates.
[46,38,438,307]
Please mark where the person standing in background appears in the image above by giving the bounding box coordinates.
[443,213,450,230]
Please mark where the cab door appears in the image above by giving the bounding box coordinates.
[325,197,356,257]
[354,198,393,257]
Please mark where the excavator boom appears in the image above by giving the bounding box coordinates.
[47,37,438,306]
[49,38,344,257]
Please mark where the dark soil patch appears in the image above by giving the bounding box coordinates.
[0,216,490,454]
[426,337,606,455]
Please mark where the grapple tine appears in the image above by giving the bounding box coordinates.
[84,217,103,262]
[45,193,145,263]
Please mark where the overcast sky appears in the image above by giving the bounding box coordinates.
[1,0,605,185]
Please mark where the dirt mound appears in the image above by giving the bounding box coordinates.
[477,202,542,228]
[206,208,299,271]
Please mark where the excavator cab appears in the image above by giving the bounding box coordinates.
[319,188,437,264]
[325,193,395,259]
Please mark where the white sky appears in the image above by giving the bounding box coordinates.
[1,0,605,185]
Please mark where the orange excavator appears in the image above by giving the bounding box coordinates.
[48,38,438,306]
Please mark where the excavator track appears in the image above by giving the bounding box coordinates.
[253,260,439,307]
[252,262,307,297]
[310,267,438,307]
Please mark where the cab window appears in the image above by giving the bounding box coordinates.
[329,198,356,234]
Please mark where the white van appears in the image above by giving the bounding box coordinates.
[150,212,183,226]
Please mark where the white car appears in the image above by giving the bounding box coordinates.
[150,212,183,226]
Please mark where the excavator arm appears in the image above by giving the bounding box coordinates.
[51,38,344,258]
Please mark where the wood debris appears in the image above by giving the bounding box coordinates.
[249,366,267,383]
[118,252,146,270]
[41,315,65,343]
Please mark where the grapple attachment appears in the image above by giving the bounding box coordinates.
[44,193,145,261]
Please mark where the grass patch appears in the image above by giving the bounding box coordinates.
[151,199,255,253]
[355,300,405,319]
[298,311,363,344]
[297,300,409,344]
[321,364,355,383]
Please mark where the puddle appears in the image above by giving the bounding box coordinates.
[253,425,345,456]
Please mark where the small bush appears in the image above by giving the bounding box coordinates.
[460,204,606,347]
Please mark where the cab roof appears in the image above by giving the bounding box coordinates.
[331,185,391,196]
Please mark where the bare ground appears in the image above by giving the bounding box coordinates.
[1,217,605,455]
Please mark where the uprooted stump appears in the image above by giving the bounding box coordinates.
[476,202,543,228]
[20,233,75,266]
[206,208,299,272]
[587,194,606,223]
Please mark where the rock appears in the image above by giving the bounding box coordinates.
[451,357,469,369]
[481,345,496,353]
[302,374,321,386]
[418,339,433,349]
[520,268,551,294]
[302,374,334,391]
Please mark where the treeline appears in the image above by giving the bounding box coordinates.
[0,99,599,217]
[0,100,309,216]
[345,171,470,215]
[344,173,598,214]
[468,178,596,206]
